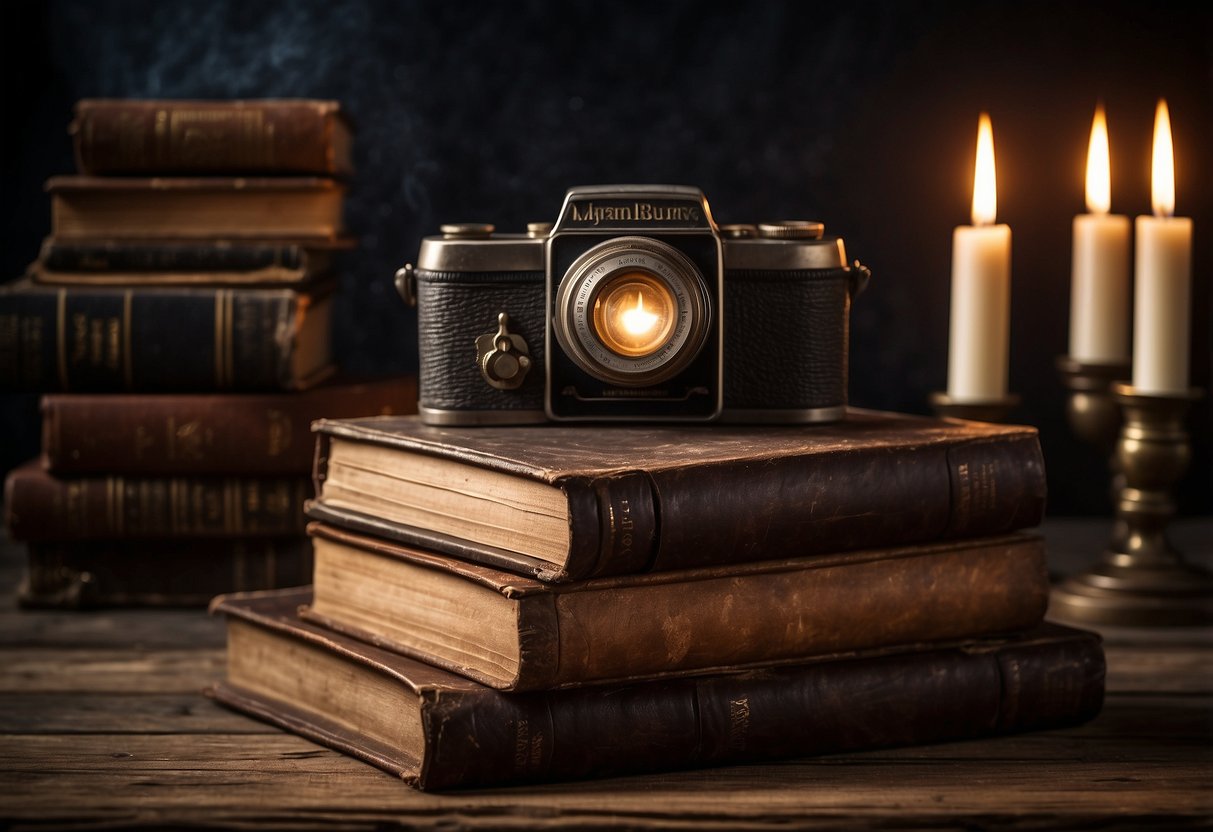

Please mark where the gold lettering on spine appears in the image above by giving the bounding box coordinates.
[122,290,133,388]
[56,289,69,390]
[214,292,225,388]
[225,291,235,389]
[154,110,169,167]
[727,697,751,752]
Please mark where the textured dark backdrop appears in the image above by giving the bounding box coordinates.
[3,0,1210,516]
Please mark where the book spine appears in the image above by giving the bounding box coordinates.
[562,472,657,580]
[419,631,1104,789]
[72,102,344,176]
[4,465,310,541]
[618,435,1045,575]
[527,535,1050,690]
[21,537,313,608]
[39,240,308,273]
[42,380,416,476]
[0,284,305,392]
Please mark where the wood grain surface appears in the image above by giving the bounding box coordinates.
[1,518,1210,830]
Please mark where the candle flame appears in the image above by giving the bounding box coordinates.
[972,113,998,226]
[620,291,659,336]
[1085,105,1111,215]
[1151,99,1175,217]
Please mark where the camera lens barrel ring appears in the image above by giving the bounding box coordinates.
[554,236,712,387]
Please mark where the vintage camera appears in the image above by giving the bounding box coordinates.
[396,185,869,425]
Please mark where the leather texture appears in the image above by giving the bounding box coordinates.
[723,267,851,410]
[212,587,1105,791]
[302,523,1051,691]
[417,265,859,416]
[310,411,1046,582]
[415,270,546,412]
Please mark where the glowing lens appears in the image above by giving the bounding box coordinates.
[592,272,676,357]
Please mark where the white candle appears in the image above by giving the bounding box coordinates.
[1070,105,1130,363]
[947,113,1011,401]
[1133,99,1192,394]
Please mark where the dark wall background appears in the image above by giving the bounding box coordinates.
[3,0,1211,516]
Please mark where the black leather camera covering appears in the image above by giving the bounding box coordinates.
[416,270,547,412]
[724,268,851,411]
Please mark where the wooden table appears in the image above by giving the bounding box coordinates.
[2,518,1211,830]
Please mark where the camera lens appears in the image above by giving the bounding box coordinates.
[554,236,711,387]
[592,272,676,358]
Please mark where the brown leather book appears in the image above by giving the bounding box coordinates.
[20,537,312,609]
[41,377,417,476]
[308,411,1046,582]
[299,522,1050,691]
[46,176,345,241]
[210,587,1105,791]
[29,237,350,288]
[0,278,334,392]
[3,461,309,542]
[71,99,353,177]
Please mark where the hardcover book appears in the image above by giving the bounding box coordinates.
[46,176,345,241]
[30,238,348,288]
[4,461,309,542]
[0,278,333,392]
[301,522,1050,691]
[71,99,354,177]
[41,376,417,476]
[21,537,312,608]
[308,411,1046,582]
[210,587,1106,791]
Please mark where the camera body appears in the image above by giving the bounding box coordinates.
[398,185,868,425]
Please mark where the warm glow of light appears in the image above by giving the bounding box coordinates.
[1151,99,1175,217]
[620,291,659,336]
[972,113,998,226]
[1085,105,1111,215]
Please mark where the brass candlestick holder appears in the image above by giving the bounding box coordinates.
[928,391,1020,423]
[1056,356,1130,504]
[1050,383,1213,626]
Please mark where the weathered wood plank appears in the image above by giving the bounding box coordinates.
[0,648,224,693]
[0,693,272,734]
[2,633,1210,698]
[0,608,226,649]
[0,733,1210,829]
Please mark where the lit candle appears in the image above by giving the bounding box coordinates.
[1069,105,1130,363]
[947,113,1011,401]
[1133,99,1192,394]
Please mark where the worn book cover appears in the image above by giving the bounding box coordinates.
[301,522,1050,691]
[211,587,1105,791]
[0,278,334,392]
[21,537,312,608]
[4,461,309,542]
[71,99,353,177]
[46,176,346,240]
[308,410,1046,582]
[42,376,417,475]
[29,237,353,288]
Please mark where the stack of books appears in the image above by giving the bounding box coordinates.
[0,99,415,607]
[210,412,1106,790]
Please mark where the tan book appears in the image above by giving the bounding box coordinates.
[300,522,1050,691]
[46,176,345,240]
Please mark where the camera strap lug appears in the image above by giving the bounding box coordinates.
[476,312,532,391]
[395,264,418,307]
[848,261,872,299]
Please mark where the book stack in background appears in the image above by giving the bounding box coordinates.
[210,412,1106,790]
[0,99,416,607]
